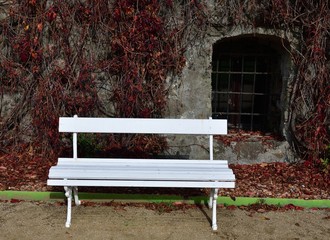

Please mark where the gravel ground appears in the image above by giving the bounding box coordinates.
[1,201,329,240]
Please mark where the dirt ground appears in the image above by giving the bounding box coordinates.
[1,201,329,240]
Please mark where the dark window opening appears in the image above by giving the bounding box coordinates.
[212,37,283,133]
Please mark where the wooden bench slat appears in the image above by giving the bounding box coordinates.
[50,165,232,172]
[55,160,230,170]
[49,168,235,181]
[47,179,235,188]
[57,158,229,165]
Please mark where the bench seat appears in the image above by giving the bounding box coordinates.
[48,158,235,187]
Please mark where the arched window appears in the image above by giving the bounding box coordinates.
[211,36,285,133]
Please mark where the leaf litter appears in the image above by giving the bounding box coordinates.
[1,153,329,203]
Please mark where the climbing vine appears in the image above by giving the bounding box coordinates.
[0,0,329,166]
[0,0,205,158]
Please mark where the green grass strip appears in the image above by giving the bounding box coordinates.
[0,191,329,208]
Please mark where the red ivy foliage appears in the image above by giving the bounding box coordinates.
[107,0,186,118]
[0,0,329,167]
[0,0,204,157]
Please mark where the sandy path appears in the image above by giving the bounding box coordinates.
[0,201,329,240]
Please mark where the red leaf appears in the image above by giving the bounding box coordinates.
[10,199,21,203]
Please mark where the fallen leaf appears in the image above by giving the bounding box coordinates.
[10,199,21,203]
[257,209,266,213]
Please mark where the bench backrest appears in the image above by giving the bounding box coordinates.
[59,116,227,160]
[59,117,227,135]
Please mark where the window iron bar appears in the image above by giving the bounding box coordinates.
[211,54,276,132]
[213,112,266,116]
[213,91,266,96]
[213,71,271,75]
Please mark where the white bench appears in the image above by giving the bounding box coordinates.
[47,116,235,231]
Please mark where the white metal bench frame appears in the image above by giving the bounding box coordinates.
[47,115,235,231]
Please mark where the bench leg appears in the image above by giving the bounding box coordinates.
[64,187,73,228]
[211,188,219,231]
[208,189,214,209]
[73,187,81,206]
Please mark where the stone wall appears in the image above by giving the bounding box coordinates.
[165,26,298,164]
[0,2,299,164]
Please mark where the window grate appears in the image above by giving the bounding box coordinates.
[212,54,278,131]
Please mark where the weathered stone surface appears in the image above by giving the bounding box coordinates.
[165,26,297,164]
